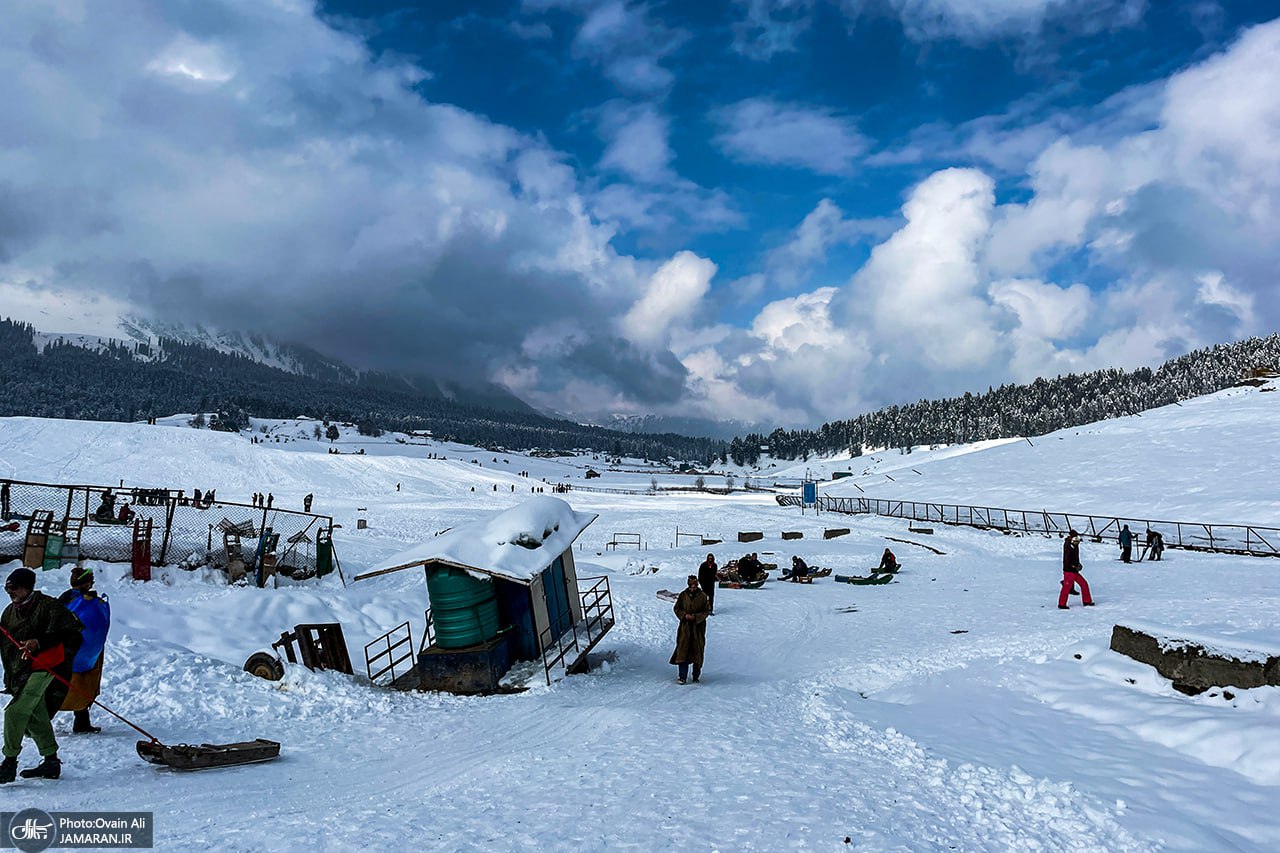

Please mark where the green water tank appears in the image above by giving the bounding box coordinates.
[425,565,502,649]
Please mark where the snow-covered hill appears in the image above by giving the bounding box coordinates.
[738,381,1280,526]
[0,387,1277,850]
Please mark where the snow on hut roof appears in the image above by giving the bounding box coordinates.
[356,496,597,584]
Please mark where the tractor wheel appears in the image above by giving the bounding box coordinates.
[243,652,285,681]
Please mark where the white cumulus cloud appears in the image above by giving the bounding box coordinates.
[621,251,717,348]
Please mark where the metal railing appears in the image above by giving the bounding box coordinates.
[540,575,615,685]
[419,609,436,655]
[605,532,642,550]
[364,621,414,688]
[777,494,1280,557]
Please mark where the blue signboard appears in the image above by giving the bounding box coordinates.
[802,481,817,505]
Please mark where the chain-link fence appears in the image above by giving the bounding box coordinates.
[0,478,334,578]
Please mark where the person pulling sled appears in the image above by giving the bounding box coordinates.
[1,568,84,783]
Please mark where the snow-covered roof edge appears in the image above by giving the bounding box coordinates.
[356,496,598,584]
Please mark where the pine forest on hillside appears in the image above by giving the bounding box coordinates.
[0,318,719,463]
[723,334,1280,466]
[2,318,1278,467]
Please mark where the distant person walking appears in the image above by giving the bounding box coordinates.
[266,493,274,509]
[669,575,709,684]
[303,494,313,513]
[697,554,718,615]
[1059,530,1094,610]
[1119,524,1133,563]
[57,568,110,734]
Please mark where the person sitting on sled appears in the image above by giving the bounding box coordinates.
[92,490,116,524]
[789,555,809,581]
[116,503,134,524]
[738,553,764,583]
[877,548,899,573]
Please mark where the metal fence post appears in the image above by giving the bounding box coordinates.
[157,496,176,566]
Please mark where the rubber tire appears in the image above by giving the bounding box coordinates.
[243,652,285,681]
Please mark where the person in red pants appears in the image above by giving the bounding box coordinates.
[1059,530,1095,609]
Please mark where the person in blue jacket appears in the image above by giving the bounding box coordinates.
[57,567,110,734]
[1119,524,1133,563]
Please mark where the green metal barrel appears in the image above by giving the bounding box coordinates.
[425,565,501,649]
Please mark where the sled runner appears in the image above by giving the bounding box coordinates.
[136,738,281,771]
[834,573,894,585]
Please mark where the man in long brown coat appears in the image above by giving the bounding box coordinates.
[669,574,709,684]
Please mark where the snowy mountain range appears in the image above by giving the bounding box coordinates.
[27,314,534,414]
[24,313,757,435]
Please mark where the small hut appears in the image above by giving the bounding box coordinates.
[356,497,611,692]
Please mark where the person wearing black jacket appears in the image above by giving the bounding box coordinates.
[1,568,83,783]
[697,554,718,615]
[1058,530,1095,610]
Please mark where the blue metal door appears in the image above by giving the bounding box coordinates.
[494,578,537,661]
[543,556,572,637]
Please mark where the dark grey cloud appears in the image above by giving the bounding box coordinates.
[0,0,685,410]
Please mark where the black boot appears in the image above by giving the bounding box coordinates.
[20,755,60,780]
[0,757,16,784]
[73,710,101,734]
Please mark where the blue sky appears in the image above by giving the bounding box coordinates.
[2,1,1278,427]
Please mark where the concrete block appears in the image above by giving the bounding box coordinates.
[1110,624,1280,695]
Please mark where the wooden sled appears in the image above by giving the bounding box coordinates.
[834,573,894,585]
[718,578,766,589]
[137,738,281,771]
[782,567,831,582]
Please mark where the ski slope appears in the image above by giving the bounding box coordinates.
[0,384,1277,850]
[809,384,1280,526]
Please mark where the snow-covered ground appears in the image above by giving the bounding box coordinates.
[0,384,1277,850]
